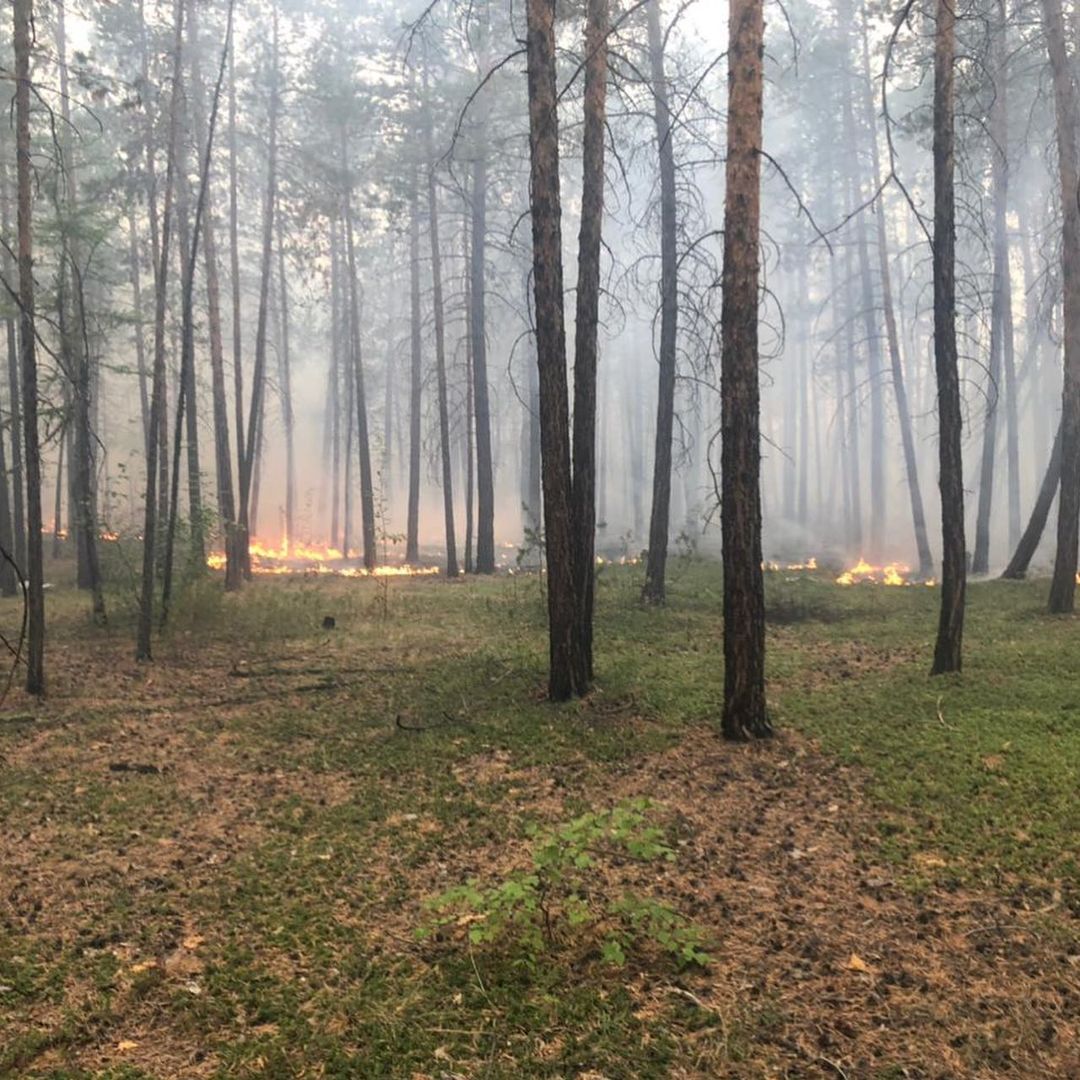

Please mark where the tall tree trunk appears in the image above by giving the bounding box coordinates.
[526,0,587,699]
[128,203,152,459]
[14,0,43,691]
[238,5,279,580]
[973,9,1011,575]
[931,0,966,674]
[860,19,933,576]
[0,388,14,595]
[228,30,245,566]
[406,165,422,563]
[569,0,607,679]
[1041,0,1080,612]
[0,162,25,576]
[463,217,475,574]
[422,88,459,578]
[642,0,677,606]
[330,222,343,552]
[137,0,183,662]
[276,207,296,551]
[471,155,495,573]
[341,134,376,571]
[190,0,238,588]
[56,0,103,609]
[721,0,770,739]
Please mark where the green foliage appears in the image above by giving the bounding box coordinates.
[421,799,711,970]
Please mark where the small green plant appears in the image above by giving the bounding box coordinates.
[420,799,711,970]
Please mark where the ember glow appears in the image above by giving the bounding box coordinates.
[206,538,440,578]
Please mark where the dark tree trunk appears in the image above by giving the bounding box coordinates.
[14,0,43,691]
[136,0,183,662]
[341,136,376,572]
[463,218,475,575]
[570,0,607,677]
[276,208,296,552]
[190,0,239,589]
[128,204,152,459]
[642,0,677,606]
[471,155,495,573]
[0,392,14,595]
[931,0,966,674]
[859,18,932,576]
[1041,0,1080,613]
[1,164,25,576]
[527,343,542,535]
[406,165,422,563]
[228,31,245,567]
[972,12,1011,575]
[329,222,343,552]
[526,0,587,699]
[1001,421,1061,578]
[721,0,770,738]
[238,5,279,580]
[422,88,458,578]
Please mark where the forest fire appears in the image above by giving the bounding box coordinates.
[206,539,440,578]
[836,558,918,586]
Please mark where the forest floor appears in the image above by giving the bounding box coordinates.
[0,558,1078,1079]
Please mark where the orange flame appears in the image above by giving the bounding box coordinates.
[836,558,924,586]
[206,537,439,578]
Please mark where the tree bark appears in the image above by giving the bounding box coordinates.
[931,0,966,674]
[341,133,376,571]
[526,0,587,699]
[277,206,296,552]
[14,0,43,691]
[642,0,677,606]
[972,9,1011,575]
[570,0,607,677]
[721,0,770,739]
[136,0,183,662]
[1001,420,1061,578]
[228,30,245,563]
[406,165,422,563]
[1041,0,1080,612]
[859,19,932,577]
[238,5,279,579]
[190,0,239,588]
[422,83,458,578]
[471,155,495,573]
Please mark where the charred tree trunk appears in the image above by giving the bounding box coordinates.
[721,0,770,739]
[1041,0,1080,612]
[526,0,587,699]
[931,0,966,674]
[570,0,607,677]
[406,165,422,564]
[642,0,677,606]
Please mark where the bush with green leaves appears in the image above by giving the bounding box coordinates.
[420,799,711,970]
